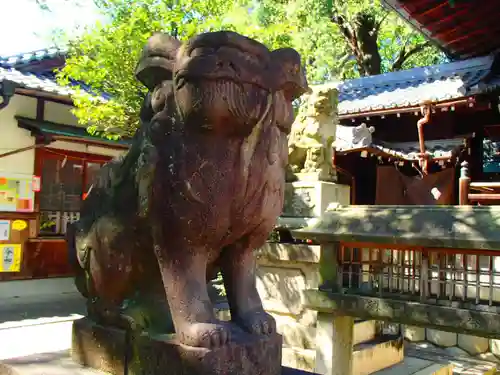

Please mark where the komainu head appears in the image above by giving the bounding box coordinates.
[135,30,309,137]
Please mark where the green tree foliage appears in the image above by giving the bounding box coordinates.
[47,0,445,136]
[55,0,233,137]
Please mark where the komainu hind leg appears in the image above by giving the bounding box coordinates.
[80,217,138,331]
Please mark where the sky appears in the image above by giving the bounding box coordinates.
[0,0,100,56]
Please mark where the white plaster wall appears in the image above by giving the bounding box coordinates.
[49,140,126,158]
[0,95,126,181]
[0,95,37,175]
[44,101,82,127]
[45,102,127,158]
[88,145,126,158]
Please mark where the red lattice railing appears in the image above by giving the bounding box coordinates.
[339,243,500,308]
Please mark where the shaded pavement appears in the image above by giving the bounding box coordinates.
[0,293,85,325]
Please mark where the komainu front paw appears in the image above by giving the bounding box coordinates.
[234,310,276,335]
[179,322,233,348]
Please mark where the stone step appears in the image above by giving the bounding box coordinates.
[373,341,500,375]
[282,334,404,374]
[353,335,405,375]
[372,357,454,375]
[405,342,498,375]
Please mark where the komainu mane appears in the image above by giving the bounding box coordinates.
[67,30,309,348]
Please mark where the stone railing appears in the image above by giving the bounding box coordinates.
[290,205,500,375]
[256,214,407,375]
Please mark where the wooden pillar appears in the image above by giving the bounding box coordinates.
[459,161,471,205]
[315,243,354,375]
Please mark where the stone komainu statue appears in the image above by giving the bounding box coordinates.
[67,31,309,348]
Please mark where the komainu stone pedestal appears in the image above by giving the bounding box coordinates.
[72,317,283,375]
[132,332,283,375]
[71,317,127,374]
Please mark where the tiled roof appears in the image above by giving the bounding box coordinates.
[17,116,131,147]
[0,67,108,101]
[0,68,76,97]
[337,54,500,115]
[0,47,67,68]
[336,138,467,161]
[0,47,108,101]
[373,138,466,161]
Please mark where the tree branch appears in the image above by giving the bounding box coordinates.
[331,13,363,72]
[331,13,353,42]
[338,52,353,68]
[374,11,390,33]
[391,41,431,71]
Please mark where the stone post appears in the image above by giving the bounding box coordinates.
[314,243,354,375]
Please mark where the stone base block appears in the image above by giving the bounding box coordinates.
[404,326,426,342]
[354,320,377,345]
[426,329,457,347]
[131,332,283,375]
[71,316,127,374]
[71,317,283,375]
[352,335,404,375]
[457,334,489,355]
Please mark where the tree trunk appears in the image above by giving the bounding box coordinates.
[331,10,383,77]
[354,13,382,76]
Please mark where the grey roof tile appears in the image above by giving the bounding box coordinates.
[0,47,68,68]
[337,54,500,115]
[0,67,107,101]
[335,137,467,161]
[0,67,74,96]
[373,138,466,160]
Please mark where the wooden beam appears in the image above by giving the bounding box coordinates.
[469,182,500,193]
[52,135,130,150]
[15,88,74,105]
[468,193,500,201]
[302,289,500,339]
[36,98,45,121]
[339,97,473,120]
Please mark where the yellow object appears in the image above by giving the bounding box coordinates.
[12,220,27,231]
[0,244,21,272]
